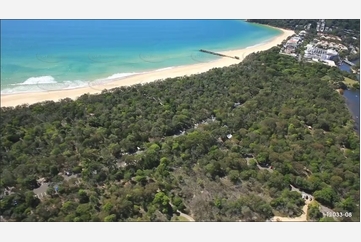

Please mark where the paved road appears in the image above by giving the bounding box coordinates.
[257,164,274,172]
[33,183,49,199]
[246,157,274,172]
[32,175,81,199]
[177,210,195,222]
[169,202,195,222]
[289,184,338,220]
[62,174,81,184]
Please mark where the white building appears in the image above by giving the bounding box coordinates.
[323,60,336,67]
[304,45,338,61]
[299,30,307,36]
[326,49,338,57]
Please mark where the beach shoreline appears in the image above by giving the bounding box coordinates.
[1,27,294,107]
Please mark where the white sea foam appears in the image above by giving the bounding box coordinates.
[245,43,264,49]
[105,72,139,80]
[62,80,88,89]
[2,75,86,94]
[2,68,178,95]
[245,37,274,49]
[11,76,57,85]
[155,67,174,72]
[87,72,140,88]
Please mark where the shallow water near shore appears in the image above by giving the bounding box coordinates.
[1,20,281,94]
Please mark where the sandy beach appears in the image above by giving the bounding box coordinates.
[1,27,294,107]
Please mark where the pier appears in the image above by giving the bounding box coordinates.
[343,59,355,66]
[199,49,240,60]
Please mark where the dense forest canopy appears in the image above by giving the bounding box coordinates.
[247,19,360,34]
[0,47,360,222]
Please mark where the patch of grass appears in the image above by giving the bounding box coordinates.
[343,77,358,86]
[171,215,190,222]
[343,77,360,90]
[177,215,191,222]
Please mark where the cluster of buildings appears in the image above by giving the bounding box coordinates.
[317,20,325,32]
[280,31,306,56]
[280,30,341,67]
[317,33,342,42]
[303,44,339,66]
[313,39,348,52]
[303,23,311,31]
[317,32,359,54]
[349,45,359,55]
[316,19,334,33]
[279,21,359,68]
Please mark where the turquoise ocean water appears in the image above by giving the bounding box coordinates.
[0,20,281,94]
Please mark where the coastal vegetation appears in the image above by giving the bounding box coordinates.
[248,19,317,30]
[0,47,359,222]
[247,19,360,36]
[343,77,360,90]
